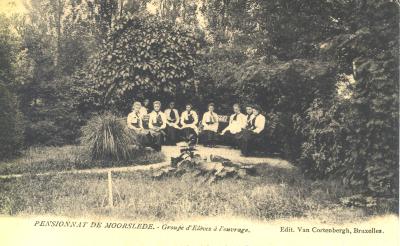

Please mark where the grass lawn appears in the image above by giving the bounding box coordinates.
[0,145,165,175]
[1,162,393,223]
[0,145,396,223]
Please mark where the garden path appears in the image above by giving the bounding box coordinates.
[162,145,293,168]
[0,145,293,179]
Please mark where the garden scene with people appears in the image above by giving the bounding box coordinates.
[0,0,398,222]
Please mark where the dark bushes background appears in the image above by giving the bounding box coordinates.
[0,84,24,159]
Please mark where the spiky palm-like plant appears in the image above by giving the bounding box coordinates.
[81,112,139,161]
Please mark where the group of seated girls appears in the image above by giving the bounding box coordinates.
[126,100,266,156]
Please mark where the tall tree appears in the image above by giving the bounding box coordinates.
[0,14,17,87]
[0,15,24,158]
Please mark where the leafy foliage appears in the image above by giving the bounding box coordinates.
[194,45,243,113]
[0,15,24,159]
[0,83,24,160]
[197,0,399,205]
[233,59,337,112]
[296,98,351,178]
[9,0,98,146]
[0,14,17,87]
[88,13,203,110]
[297,0,399,200]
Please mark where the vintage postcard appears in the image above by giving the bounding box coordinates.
[0,0,398,245]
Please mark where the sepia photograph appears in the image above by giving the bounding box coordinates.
[0,0,398,245]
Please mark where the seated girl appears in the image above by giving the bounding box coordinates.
[180,103,199,145]
[201,103,219,147]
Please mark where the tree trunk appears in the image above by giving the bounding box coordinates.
[54,0,63,68]
[119,0,124,17]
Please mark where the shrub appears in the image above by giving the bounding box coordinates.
[297,94,398,211]
[304,1,398,201]
[81,112,139,161]
[0,83,24,160]
[86,14,203,111]
[289,1,399,213]
[23,77,87,147]
[295,98,350,179]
